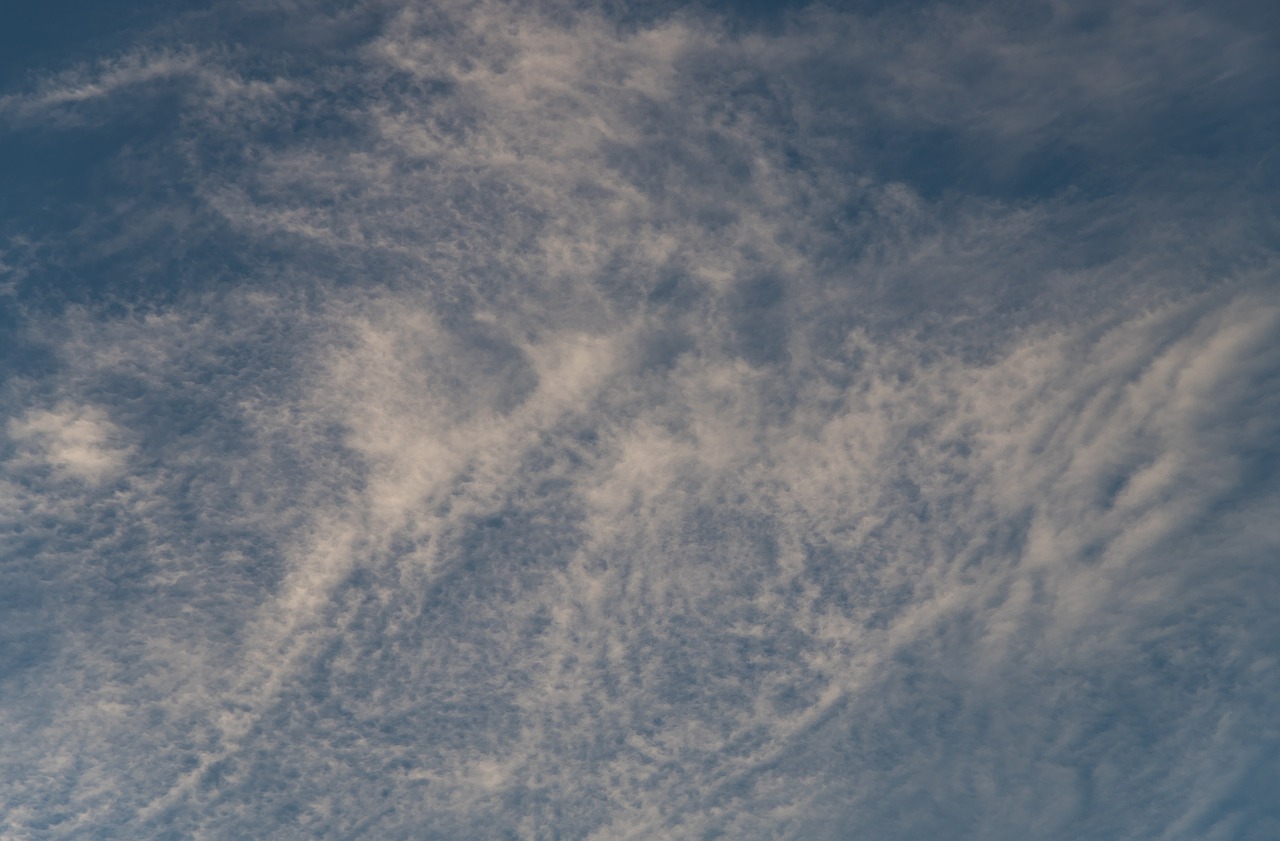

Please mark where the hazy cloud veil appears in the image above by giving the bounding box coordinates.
[1,0,1277,838]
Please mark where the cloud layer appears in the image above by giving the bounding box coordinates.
[2,0,1278,838]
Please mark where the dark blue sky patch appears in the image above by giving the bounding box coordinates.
[0,0,207,84]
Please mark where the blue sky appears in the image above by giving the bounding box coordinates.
[1,0,1278,838]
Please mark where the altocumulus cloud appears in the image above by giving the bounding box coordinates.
[1,0,1278,838]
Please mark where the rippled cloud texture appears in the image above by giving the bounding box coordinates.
[2,0,1278,838]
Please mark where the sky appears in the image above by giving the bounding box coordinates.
[0,0,1277,838]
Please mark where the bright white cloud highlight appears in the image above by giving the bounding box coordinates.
[8,404,131,483]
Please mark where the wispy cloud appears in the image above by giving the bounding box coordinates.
[1,0,1277,838]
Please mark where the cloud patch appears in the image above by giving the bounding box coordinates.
[0,0,1277,839]
[8,403,132,483]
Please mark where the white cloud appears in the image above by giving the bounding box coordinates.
[0,0,1277,838]
[0,49,203,119]
[8,403,131,483]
